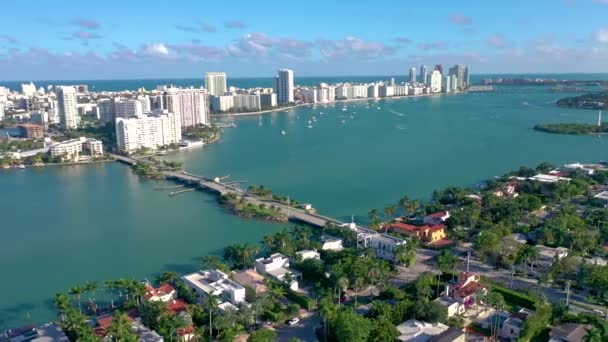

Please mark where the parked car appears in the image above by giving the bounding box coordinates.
[287,317,300,326]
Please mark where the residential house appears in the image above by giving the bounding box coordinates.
[434,297,465,318]
[144,283,176,302]
[529,173,571,183]
[359,232,406,261]
[181,269,246,305]
[295,249,320,261]
[321,235,343,251]
[444,272,486,310]
[232,269,268,295]
[428,328,466,342]
[549,323,589,342]
[255,253,301,291]
[536,245,569,268]
[423,211,450,225]
[499,308,534,341]
[493,183,519,198]
[396,319,450,342]
[387,222,449,245]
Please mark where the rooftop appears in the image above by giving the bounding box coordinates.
[182,269,245,295]
[396,319,449,342]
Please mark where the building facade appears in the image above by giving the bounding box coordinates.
[114,99,143,119]
[204,72,227,96]
[276,69,294,104]
[428,70,442,93]
[409,67,416,84]
[115,111,182,152]
[56,86,78,129]
[50,137,103,160]
[164,88,209,127]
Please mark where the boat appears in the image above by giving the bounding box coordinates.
[308,124,313,128]
[341,108,347,111]
[350,116,355,119]
[341,120,346,124]
[281,130,286,135]
[17,164,26,169]
[312,116,317,122]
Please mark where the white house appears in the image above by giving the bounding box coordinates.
[295,250,320,261]
[434,297,465,318]
[396,319,449,341]
[255,253,301,291]
[500,317,524,341]
[321,236,343,251]
[181,269,246,305]
[144,283,176,302]
[357,232,406,261]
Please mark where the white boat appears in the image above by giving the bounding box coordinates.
[341,108,347,111]
[312,116,317,122]
[281,130,286,135]
[377,107,381,110]
[350,116,354,119]
[341,120,346,124]
[18,164,26,169]
[308,124,313,128]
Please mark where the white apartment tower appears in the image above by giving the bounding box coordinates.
[205,72,227,96]
[114,99,143,119]
[275,69,294,104]
[165,88,209,127]
[115,110,182,152]
[57,86,78,129]
[429,70,442,93]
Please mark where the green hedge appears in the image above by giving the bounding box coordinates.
[491,285,535,310]
[284,286,315,310]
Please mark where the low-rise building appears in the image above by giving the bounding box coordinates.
[144,283,176,302]
[295,249,320,261]
[434,296,465,318]
[49,137,103,161]
[500,317,524,341]
[181,269,246,305]
[529,173,571,183]
[423,211,450,225]
[428,328,465,342]
[396,319,449,342]
[444,272,486,310]
[549,323,589,342]
[358,232,406,261]
[321,235,343,251]
[17,124,44,138]
[536,245,569,267]
[387,222,448,245]
[255,253,301,290]
[232,269,268,295]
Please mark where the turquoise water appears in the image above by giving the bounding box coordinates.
[0,164,284,328]
[2,84,608,328]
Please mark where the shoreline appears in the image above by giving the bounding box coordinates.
[1,158,113,170]
[211,91,456,117]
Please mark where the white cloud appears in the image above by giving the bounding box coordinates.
[595,28,608,43]
[142,43,169,56]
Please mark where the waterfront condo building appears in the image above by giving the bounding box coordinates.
[233,94,261,111]
[96,99,115,122]
[115,110,182,152]
[275,69,294,104]
[210,95,234,112]
[50,137,103,161]
[449,64,466,90]
[204,72,227,96]
[164,87,209,127]
[260,93,277,108]
[409,67,416,84]
[56,86,79,129]
[428,70,442,93]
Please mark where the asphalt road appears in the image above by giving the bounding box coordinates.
[275,313,321,342]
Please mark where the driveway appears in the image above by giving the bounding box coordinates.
[275,312,321,342]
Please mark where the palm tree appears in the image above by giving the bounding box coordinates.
[270,283,287,301]
[156,271,177,285]
[85,281,98,314]
[69,286,85,314]
[367,267,380,296]
[104,280,117,309]
[384,205,397,220]
[318,296,337,342]
[368,209,380,225]
[54,293,71,322]
[108,312,137,341]
[131,281,147,309]
[352,277,364,307]
[484,291,506,340]
[437,249,459,280]
[399,196,410,216]
[203,295,219,341]
[337,277,349,308]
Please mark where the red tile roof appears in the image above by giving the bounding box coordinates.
[177,326,195,336]
[387,222,419,234]
[145,283,176,301]
[167,299,188,314]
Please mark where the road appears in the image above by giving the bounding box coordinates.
[275,313,321,342]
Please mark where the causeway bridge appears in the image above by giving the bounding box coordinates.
[113,154,383,237]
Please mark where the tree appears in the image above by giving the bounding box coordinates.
[437,249,459,280]
[54,293,71,322]
[337,276,349,308]
[85,281,98,314]
[370,317,399,342]
[201,256,231,273]
[369,209,380,226]
[203,295,219,341]
[69,286,85,313]
[352,277,365,307]
[413,273,434,302]
[384,205,397,220]
[518,299,552,341]
[319,296,337,342]
[332,309,372,342]
[156,271,177,285]
[484,291,506,340]
[247,328,277,342]
[108,312,138,342]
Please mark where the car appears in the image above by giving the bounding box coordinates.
[287,317,300,326]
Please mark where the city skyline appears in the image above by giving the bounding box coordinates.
[1,0,608,80]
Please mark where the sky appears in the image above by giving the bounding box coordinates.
[1,0,607,80]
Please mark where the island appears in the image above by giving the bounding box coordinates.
[533,123,608,135]
[556,91,608,109]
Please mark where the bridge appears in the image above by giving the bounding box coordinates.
[113,154,387,238]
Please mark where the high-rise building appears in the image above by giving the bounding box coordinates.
[211,95,234,112]
[409,68,416,84]
[450,75,458,92]
[429,70,442,93]
[368,84,379,98]
[164,88,209,127]
[449,65,466,90]
[21,82,36,97]
[275,69,294,104]
[420,65,427,85]
[114,99,143,119]
[434,64,444,74]
[115,110,182,152]
[204,72,227,96]
[260,93,277,108]
[96,99,115,122]
[149,93,165,110]
[390,77,395,86]
[233,94,261,111]
[137,95,151,113]
[464,67,470,88]
[56,86,78,129]
[0,102,4,120]
[442,76,452,93]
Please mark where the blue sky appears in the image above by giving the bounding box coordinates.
[1,0,607,80]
